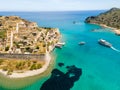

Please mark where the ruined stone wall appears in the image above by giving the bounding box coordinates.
[0,54,46,60]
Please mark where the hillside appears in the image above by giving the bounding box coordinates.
[85,8,120,29]
[0,16,61,54]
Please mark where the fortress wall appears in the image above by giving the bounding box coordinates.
[0,54,46,60]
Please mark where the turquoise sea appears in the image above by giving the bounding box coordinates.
[0,10,120,90]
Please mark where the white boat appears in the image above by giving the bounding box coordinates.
[57,42,65,45]
[98,39,112,47]
[79,41,86,45]
[73,21,80,24]
[55,42,65,49]
[55,44,62,49]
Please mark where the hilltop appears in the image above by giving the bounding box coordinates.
[85,8,120,35]
[0,16,61,54]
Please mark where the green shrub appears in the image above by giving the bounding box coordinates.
[26,47,30,51]
[16,62,22,69]
[5,46,9,51]
[36,46,39,49]
[33,60,37,63]
[2,66,8,71]
[27,61,31,67]
[0,30,6,39]
[36,64,42,69]
[0,60,4,65]
[23,36,27,39]
[7,69,12,75]
[30,63,37,70]
[22,61,26,66]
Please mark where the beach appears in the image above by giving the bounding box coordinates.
[99,24,120,35]
[0,53,51,78]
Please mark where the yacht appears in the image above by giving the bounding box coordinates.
[98,39,112,47]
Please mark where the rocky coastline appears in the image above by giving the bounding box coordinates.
[85,8,120,35]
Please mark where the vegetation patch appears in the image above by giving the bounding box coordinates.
[0,29,6,39]
[0,59,45,75]
[85,8,120,29]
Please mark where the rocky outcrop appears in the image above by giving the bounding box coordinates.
[85,8,120,29]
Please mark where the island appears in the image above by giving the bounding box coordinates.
[0,16,61,78]
[85,8,120,35]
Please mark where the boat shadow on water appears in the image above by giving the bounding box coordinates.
[40,65,82,90]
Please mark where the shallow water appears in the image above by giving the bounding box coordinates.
[0,10,120,90]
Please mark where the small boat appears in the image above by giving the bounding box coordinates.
[91,29,97,32]
[57,42,65,46]
[79,41,86,45]
[55,44,62,49]
[73,21,80,24]
[55,42,65,49]
[98,39,112,47]
[73,21,76,24]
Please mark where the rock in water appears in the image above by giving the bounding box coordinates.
[58,63,64,67]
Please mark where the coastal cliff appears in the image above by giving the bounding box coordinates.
[85,8,120,35]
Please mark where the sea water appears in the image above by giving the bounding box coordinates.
[0,10,120,90]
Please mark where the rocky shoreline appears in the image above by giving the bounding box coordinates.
[85,8,120,35]
[100,24,120,35]
[91,23,120,35]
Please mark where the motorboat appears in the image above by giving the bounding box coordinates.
[79,41,86,45]
[57,42,65,46]
[55,44,62,49]
[55,42,65,49]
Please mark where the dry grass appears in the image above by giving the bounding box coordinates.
[0,59,45,75]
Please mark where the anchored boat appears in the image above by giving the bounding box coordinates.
[57,42,65,46]
[55,42,65,49]
[79,41,86,45]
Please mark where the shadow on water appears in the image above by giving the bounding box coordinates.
[58,62,64,67]
[40,65,82,90]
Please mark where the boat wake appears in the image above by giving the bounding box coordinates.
[111,46,120,52]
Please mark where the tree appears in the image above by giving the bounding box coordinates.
[5,46,9,51]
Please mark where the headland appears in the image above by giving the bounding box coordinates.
[85,8,120,35]
[0,16,61,78]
